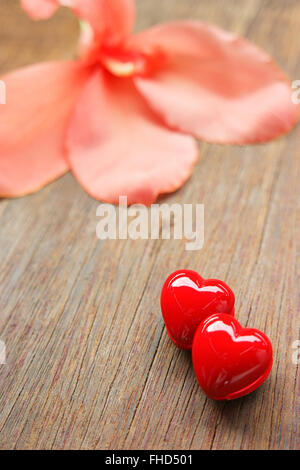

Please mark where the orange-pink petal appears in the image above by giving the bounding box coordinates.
[132,21,299,144]
[71,0,136,45]
[67,69,198,205]
[20,0,59,19]
[0,61,90,197]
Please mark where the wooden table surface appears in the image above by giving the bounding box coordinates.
[0,0,299,450]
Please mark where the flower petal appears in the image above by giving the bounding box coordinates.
[0,61,90,197]
[21,0,136,45]
[67,69,198,205]
[71,0,136,45]
[132,21,299,144]
[20,0,59,19]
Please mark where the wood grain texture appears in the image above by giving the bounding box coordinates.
[0,0,299,450]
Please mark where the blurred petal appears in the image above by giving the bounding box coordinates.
[71,0,136,45]
[133,21,299,144]
[67,70,198,205]
[20,0,59,19]
[21,0,136,45]
[0,61,90,197]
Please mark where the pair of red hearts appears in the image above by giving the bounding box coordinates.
[160,270,273,400]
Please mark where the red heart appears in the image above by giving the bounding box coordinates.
[192,313,273,400]
[160,270,235,350]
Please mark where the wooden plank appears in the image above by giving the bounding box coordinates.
[0,0,299,449]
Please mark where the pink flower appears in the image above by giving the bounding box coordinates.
[0,0,298,204]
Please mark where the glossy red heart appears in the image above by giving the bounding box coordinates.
[160,270,235,350]
[192,313,273,400]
